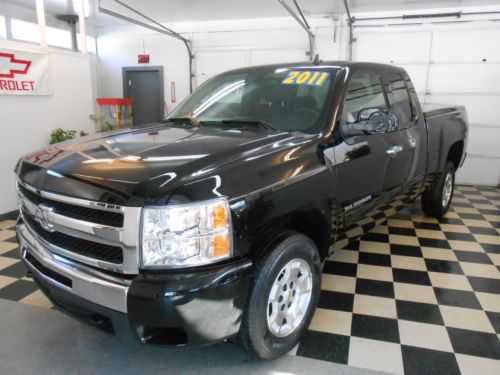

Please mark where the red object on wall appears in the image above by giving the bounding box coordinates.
[138,54,150,64]
[97,98,134,106]
[171,82,176,103]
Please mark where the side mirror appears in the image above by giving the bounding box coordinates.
[341,107,399,138]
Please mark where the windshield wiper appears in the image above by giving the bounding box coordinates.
[162,117,201,127]
[163,117,279,131]
[221,119,278,131]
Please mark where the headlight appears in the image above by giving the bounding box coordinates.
[141,198,232,268]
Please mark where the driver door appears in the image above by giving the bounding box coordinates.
[333,69,405,229]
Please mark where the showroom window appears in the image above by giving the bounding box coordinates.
[46,25,72,49]
[11,18,40,44]
[9,17,96,54]
[0,16,6,39]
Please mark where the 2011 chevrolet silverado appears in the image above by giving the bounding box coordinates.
[15,61,468,359]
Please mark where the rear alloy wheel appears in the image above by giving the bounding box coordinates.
[421,161,456,218]
[441,172,454,208]
[239,233,321,359]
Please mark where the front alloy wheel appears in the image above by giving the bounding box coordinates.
[239,232,321,359]
[266,258,313,338]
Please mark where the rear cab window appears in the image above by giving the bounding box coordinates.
[382,72,415,126]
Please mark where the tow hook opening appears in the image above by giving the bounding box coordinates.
[89,313,114,334]
[140,327,188,346]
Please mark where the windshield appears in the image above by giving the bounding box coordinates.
[168,67,338,133]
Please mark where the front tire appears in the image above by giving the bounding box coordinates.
[239,233,321,359]
[421,161,456,218]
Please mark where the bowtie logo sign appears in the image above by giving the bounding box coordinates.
[0,52,32,78]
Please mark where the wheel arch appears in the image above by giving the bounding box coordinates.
[249,207,332,263]
[447,140,464,170]
[283,209,331,260]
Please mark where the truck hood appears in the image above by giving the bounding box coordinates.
[17,125,295,205]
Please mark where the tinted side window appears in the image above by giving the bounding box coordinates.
[341,71,386,124]
[384,72,412,124]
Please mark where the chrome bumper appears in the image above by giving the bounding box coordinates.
[17,223,130,313]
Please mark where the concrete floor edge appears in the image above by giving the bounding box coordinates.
[0,299,388,375]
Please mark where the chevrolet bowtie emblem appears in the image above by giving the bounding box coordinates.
[34,203,54,232]
[0,52,32,79]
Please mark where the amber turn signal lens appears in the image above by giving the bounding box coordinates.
[212,203,228,230]
[212,233,230,258]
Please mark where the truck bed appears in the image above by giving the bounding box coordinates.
[422,103,468,179]
[422,103,466,118]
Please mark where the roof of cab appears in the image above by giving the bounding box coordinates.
[222,61,405,75]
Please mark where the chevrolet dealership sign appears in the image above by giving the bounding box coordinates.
[0,48,52,96]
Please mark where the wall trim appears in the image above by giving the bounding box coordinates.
[0,210,18,221]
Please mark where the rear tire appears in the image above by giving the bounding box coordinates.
[421,161,455,219]
[239,233,321,360]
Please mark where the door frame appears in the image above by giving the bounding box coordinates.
[332,66,404,228]
[122,66,165,123]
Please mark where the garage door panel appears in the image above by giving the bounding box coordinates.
[426,94,500,125]
[195,50,247,86]
[456,156,500,185]
[194,29,304,48]
[432,29,500,62]
[316,27,342,60]
[354,26,499,186]
[397,64,427,94]
[354,32,431,63]
[465,127,500,158]
[428,64,500,94]
[250,49,306,66]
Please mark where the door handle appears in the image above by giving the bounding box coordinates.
[386,145,403,156]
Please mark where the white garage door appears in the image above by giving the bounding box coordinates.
[354,27,500,186]
[195,50,247,86]
[249,48,306,66]
[195,47,307,87]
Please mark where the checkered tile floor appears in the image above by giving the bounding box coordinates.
[296,185,500,374]
[0,219,54,309]
[1,185,499,374]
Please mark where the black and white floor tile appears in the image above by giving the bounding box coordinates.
[296,185,500,374]
[0,218,53,309]
[0,185,499,374]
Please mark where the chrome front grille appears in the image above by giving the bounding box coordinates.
[23,214,124,264]
[18,183,124,227]
[16,180,142,274]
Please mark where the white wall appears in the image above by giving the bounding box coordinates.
[0,40,97,215]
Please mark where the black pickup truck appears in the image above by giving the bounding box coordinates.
[14,62,467,359]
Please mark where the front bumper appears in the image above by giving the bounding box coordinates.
[17,223,252,346]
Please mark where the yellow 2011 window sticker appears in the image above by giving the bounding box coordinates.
[281,71,330,86]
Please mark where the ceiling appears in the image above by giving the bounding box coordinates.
[3,0,500,28]
[95,0,500,23]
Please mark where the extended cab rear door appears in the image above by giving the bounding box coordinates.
[381,70,428,198]
[333,69,405,229]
